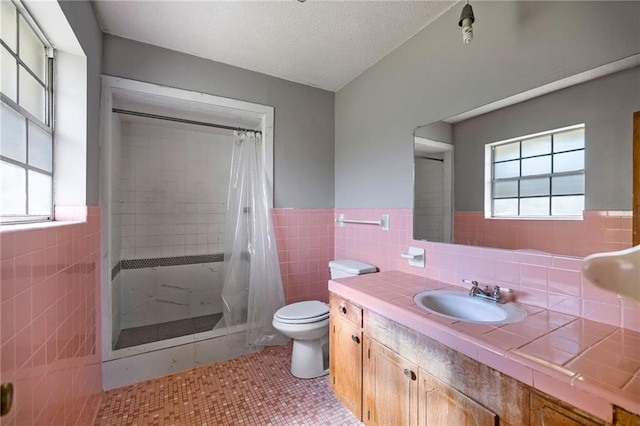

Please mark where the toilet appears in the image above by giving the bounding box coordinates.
[272,259,376,379]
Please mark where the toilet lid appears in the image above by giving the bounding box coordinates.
[274,301,329,324]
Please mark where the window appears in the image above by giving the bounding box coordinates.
[486,124,585,218]
[1,0,54,223]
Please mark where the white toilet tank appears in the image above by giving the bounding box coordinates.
[329,259,377,279]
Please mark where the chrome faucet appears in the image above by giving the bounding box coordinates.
[464,279,511,304]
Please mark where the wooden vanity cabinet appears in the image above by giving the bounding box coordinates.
[614,407,640,426]
[419,368,499,426]
[529,391,604,426]
[329,294,364,420]
[363,336,498,426]
[363,336,419,425]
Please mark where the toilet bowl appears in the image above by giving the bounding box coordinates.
[272,300,330,379]
[272,259,376,379]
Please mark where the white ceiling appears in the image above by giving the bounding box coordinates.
[92,1,456,92]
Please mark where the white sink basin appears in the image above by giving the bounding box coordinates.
[413,290,527,324]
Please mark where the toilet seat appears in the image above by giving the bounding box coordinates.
[274,301,329,324]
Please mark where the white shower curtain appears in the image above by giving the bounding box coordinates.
[221,131,288,348]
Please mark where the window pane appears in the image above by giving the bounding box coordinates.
[0,102,26,162]
[522,135,551,158]
[552,195,584,216]
[18,65,44,122]
[520,197,549,216]
[554,128,584,153]
[520,177,549,197]
[1,47,17,101]
[522,155,551,176]
[554,150,584,173]
[494,160,519,179]
[19,16,45,81]
[552,174,584,195]
[493,180,518,198]
[493,199,518,216]
[0,161,26,214]
[28,170,51,215]
[489,126,587,219]
[28,122,52,172]
[494,142,519,162]
[1,1,17,51]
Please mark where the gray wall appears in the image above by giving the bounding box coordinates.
[415,121,453,144]
[335,1,640,208]
[58,1,103,206]
[454,67,640,212]
[101,35,335,209]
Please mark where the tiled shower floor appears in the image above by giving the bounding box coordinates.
[95,343,362,425]
[114,313,224,350]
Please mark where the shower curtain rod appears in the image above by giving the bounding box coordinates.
[112,108,261,134]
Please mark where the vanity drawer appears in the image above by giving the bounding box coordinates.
[331,294,363,328]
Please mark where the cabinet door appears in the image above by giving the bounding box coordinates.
[530,392,604,426]
[614,406,640,426]
[330,315,363,420]
[363,337,419,426]
[419,368,498,426]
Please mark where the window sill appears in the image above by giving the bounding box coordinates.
[486,215,584,221]
[0,219,83,233]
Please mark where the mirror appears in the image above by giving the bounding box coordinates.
[414,63,640,257]
[414,133,454,243]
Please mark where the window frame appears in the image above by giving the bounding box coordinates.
[1,0,55,224]
[484,124,586,220]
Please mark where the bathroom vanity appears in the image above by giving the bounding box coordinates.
[329,271,640,425]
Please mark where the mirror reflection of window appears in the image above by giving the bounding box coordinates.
[486,124,585,218]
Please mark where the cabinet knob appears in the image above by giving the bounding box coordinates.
[403,368,416,381]
[340,306,347,314]
[351,335,360,344]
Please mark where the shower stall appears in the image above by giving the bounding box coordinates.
[99,77,277,389]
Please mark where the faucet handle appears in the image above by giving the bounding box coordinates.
[462,279,479,287]
[493,286,514,302]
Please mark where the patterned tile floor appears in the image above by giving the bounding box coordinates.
[115,314,224,350]
[95,343,363,425]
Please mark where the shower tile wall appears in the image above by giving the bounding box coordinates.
[117,121,233,330]
[119,122,231,259]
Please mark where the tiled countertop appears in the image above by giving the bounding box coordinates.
[329,271,640,423]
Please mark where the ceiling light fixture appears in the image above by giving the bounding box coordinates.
[458,1,475,44]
